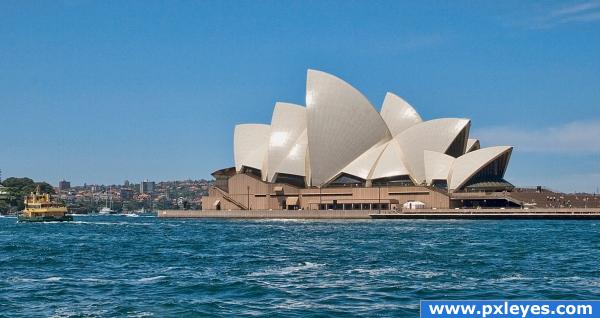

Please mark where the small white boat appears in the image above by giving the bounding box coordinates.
[99,187,115,214]
[135,208,156,217]
[98,207,114,214]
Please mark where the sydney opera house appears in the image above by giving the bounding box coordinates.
[202,70,516,211]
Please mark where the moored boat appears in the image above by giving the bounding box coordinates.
[98,207,114,215]
[135,207,156,217]
[98,187,115,214]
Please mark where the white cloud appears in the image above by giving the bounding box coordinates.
[474,120,600,153]
[506,1,600,29]
[549,1,600,17]
[561,10,600,22]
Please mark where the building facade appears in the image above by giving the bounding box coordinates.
[120,188,134,200]
[140,180,155,194]
[58,180,71,191]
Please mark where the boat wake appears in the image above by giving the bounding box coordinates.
[68,221,153,226]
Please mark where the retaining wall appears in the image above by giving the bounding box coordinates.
[158,208,600,219]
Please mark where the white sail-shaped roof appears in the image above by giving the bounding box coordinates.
[466,138,480,153]
[424,151,455,185]
[380,92,422,137]
[395,118,471,185]
[267,102,307,182]
[449,146,513,191]
[306,69,391,186]
[233,124,270,175]
[273,130,308,180]
[229,69,514,192]
[304,146,311,186]
[337,142,388,181]
[370,139,410,180]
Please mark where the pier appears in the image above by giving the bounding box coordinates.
[370,208,600,220]
[158,209,373,219]
[158,208,600,220]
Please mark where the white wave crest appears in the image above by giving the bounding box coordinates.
[69,221,153,226]
[348,267,398,276]
[11,276,63,283]
[249,262,324,277]
[136,275,167,283]
[404,269,444,279]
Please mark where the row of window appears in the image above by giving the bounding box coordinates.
[316,203,390,210]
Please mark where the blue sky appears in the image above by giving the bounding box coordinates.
[1,1,599,192]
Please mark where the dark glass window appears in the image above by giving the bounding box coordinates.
[328,173,365,187]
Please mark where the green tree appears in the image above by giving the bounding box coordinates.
[35,182,55,194]
[2,177,35,192]
[1,177,56,211]
[0,200,8,214]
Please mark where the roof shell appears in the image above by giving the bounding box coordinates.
[370,139,411,180]
[448,146,513,191]
[233,124,270,176]
[424,151,455,185]
[466,138,481,153]
[380,92,422,137]
[267,102,307,182]
[395,118,471,184]
[275,130,308,180]
[305,69,391,186]
[337,141,388,181]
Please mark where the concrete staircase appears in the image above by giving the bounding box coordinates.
[213,186,248,210]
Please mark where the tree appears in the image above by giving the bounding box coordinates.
[0,200,8,214]
[2,177,35,193]
[35,182,55,195]
[1,177,56,211]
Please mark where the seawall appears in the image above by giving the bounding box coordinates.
[372,208,600,219]
[158,208,600,220]
[158,209,373,219]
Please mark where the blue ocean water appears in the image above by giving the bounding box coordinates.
[0,216,599,317]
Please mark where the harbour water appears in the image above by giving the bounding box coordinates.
[1,216,599,317]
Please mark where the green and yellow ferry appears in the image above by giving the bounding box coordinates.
[17,188,73,222]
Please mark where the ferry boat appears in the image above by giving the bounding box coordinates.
[17,187,73,222]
